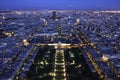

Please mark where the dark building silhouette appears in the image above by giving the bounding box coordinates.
[58,25,62,37]
[51,11,62,20]
[52,11,56,20]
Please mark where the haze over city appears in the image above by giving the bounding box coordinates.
[0,0,120,10]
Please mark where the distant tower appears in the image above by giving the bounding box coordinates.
[58,25,62,37]
[52,11,56,20]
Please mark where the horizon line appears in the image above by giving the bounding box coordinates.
[0,9,120,11]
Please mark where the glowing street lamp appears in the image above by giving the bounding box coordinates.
[102,55,109,62]
[23,39,30,46]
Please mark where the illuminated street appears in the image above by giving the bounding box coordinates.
[54,49,66,80]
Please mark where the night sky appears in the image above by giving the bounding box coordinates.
[0,0,120,10]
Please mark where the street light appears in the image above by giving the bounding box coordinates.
[102,55,109,62]
[23,39,30,46]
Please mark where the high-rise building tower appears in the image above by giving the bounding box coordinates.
[58,25,62,37]
[52,11,56,20]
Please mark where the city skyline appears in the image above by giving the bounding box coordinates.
[0,0,120,80]
[0,0,120,10]
[0,4,120,80]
